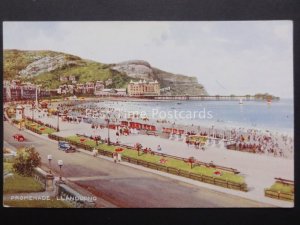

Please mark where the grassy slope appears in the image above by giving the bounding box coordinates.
[4,162,45,194]
[4,49,132,89]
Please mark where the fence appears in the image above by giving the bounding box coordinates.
[48,134,247,192]
[33,167,54,191]
[264,189,294,202]
[121,155,247,192]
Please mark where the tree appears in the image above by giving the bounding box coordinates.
[13,147,41,176]
[187,157,196,169]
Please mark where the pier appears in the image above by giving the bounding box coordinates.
[136,95,257,101]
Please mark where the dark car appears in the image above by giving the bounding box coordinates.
[13,134,25,142]
[58,141,76,153]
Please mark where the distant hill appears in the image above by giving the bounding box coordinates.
[3,49,208,95]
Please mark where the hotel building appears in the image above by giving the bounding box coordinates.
[127,80,160,96]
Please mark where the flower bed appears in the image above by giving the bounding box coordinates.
[25,117,58,132]
[25,120,56,134]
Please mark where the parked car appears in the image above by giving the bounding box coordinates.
[13,134,25,142]
[58,141,76,153]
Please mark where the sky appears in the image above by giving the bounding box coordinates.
[3,21,293,98]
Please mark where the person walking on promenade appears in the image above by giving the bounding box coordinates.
[157,145,162,152]
[186,139,190,147]
[93,148,98,157]
[117,153,121,162]
[113,152,117,163]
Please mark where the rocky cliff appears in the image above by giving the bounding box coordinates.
[111,60,208,95]
[18,55,83,77]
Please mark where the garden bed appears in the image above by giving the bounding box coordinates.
[25,120,56,134]
[265,179,294,202]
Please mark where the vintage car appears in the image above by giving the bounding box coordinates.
[13,134,25,142]
[58,141,76,153]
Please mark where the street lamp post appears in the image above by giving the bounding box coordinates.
[57,107,60,132]
[106,115,110,145]
[32,102,34,120]
[47,155,52,173]
[57,160,63,182]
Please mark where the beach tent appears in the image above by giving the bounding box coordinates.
[129,122,142,129]
[40,101,48,109]
[108,124,116,129]
[143,124,149,130]
[121,121,128,126]
[178,130,185,134]
[150,125,156,131]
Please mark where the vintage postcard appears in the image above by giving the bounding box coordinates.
[3,21,294,208]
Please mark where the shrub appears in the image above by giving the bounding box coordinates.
[12,119,19,124]
[13,147,41,176]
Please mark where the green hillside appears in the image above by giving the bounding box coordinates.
[3,49,132,89]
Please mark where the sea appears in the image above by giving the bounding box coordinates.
[92,98,294,136]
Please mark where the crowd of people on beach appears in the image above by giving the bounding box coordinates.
[230,128,293,158]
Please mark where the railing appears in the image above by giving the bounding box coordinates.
[264,189,294,202]
[33,167,52,190]
[121,155,247,191]
[274,177,294,185]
